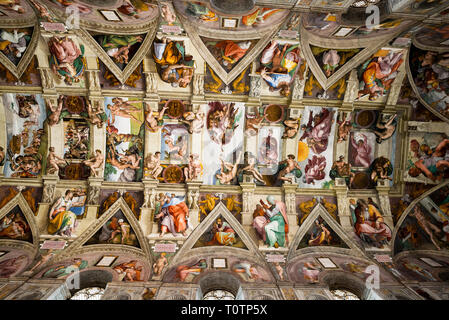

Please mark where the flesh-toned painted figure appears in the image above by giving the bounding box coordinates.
[300,109,335,154]
[351,133,372,168]
[303,155,326,185]
[175,259,207,282]
[358,51,404,101]
[353,199,391,248]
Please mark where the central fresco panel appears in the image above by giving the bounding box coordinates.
[104,97,145,183]
[0,0,447,301]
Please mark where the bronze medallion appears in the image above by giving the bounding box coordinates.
[163,165,184,183]
[264,105,284,123]
[355,110,376,128]
[165,100,185,119]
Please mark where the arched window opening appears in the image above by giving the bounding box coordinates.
[203,290,235,300]
[330,289,360,300]
[70,287,105,300]
[351,0,381,8]
[65,269,112,300]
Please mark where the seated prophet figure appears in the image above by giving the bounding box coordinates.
[152,37,194,88]
[254,196,289,248]
[353,199,391,248]
[47,190,84,236]
[155,193,189,237]
[358,51,403,101]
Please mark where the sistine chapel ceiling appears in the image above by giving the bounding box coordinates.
[0,0,447,301]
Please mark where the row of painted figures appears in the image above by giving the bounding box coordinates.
[2,93,404,188]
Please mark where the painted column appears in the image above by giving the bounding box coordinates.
[282,184,299,243]
[143,99,161,157]
[186,181,202,231]
[334,180,352,230]
[376,180,394,230]
[141,177,159,236]
[36,175,59,234]
[240,178,256,242]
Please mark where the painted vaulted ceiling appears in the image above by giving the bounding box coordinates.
[0,0,447,300]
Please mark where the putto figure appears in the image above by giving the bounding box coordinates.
[373,113,397,143]
[46,147,67,175]
[282,118,300,139]
[184,153,202,181]
[144,152,163,180]
[46,95,64,126]
[216,153,242,185]
[336,112,352,143]
[277,154,302,184]
[83,149,104,178]
[145,103,168,133]
[330,155,355,186]
[86,100,106,129]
